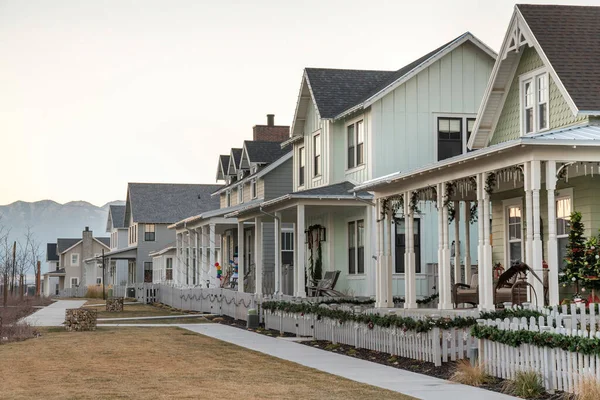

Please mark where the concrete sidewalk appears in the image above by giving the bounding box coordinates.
[21,300,86,326]
[105,323,516,400]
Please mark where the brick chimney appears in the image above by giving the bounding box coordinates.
[252,114,290,143]
[82,227,93,261]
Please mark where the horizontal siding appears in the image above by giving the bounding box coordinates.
[263,158,293,200]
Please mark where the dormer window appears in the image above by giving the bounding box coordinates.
[520,69,548,135]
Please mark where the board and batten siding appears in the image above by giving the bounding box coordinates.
[490,46,587,146]
[293,98,327,191]
[370,42,494,178]
[328,112,371,185]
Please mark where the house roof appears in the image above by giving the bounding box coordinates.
[56,238,81,254]
[244,141,291,165]
[518,4,600,113]
[170,197,264,229]
[305,68,394,119]
[303,32,495,121]
[525,124,600,142]
[46,243,58,261]
[109,205,126,229]
[230,148,243,169]
[97,237,110,247]
[216,154,230,181]
[127,183,223,224]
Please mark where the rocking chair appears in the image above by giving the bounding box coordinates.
[307,270,343,297]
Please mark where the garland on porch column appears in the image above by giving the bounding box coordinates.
[381,194,404,221]
[306,224,324,286]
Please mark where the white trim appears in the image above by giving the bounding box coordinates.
[70,253,80,267]
[250,178,257,199]
[312,130,322,179]
[555,187,573,239]
[70,277,79,288]
[345,115,366,172]
[297,145,306,189]
[60,240,82,255]
[345,215,366,276]
[519,67,549,136]
[503,197,524,269]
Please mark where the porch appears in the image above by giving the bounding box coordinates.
[355,126,600,310]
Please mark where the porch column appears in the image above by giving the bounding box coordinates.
[404,191,417,309]
[440,183,452,309]
[237,221,245,293]
[274,212,282,294]
[375,199,385,307]
[209,223,216,288]
[524,162,533,267]
[176,232,182,285]
[454,200,461,285]
[437,183,446,309]
[464,200,472,286]
[531,160,544,305]
[295,204,306,297]
[194,229,199,285]
[183,232,189,285]
[201,226,208,287]
[477,173,486,309]
[255,216,263,296]
[546,160,559,305]
[376,198,393,308]
[482,173,494,310]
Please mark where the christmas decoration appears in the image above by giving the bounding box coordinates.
[559,211,586,292]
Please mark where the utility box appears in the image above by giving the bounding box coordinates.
[247,308,259,329]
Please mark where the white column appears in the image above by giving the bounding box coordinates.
[454,200,461,285]
[404,191,417,309]
[209,223,216,288]
[464,200,472,286]
[477,173,486,309]
[201,226,208,287]
[254,216,263,296]
[175,232,182,285]
[375,199,385,307]
[274,212,282,294]
[531,160,544,305]
[237,221,245,293]
[482,173,494,310]
[194,229,199,285]
[385,204,393,306]
[524,162,533,267]
[367,204,377,296]
[440,183,452,309]
[295,205,306,297]
[546,160,559,305]
[437,183,446,310]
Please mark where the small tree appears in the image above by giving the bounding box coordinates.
[560,211,586,292]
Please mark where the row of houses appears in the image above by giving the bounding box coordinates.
[45,4,600,311]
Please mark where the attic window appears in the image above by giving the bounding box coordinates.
[520,69,549,135]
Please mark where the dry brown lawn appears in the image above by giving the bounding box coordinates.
[87,303,186,319]
[0,327,413,400]
[100,315,209,324]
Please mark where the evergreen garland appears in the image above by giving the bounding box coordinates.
[559,212,586,291]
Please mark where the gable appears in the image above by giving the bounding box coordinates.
[489,47,587,145]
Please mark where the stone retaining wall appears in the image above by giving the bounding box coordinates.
[106,297,124,312]
[65,308,97,331]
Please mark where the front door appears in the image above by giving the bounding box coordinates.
[395,219,421,273]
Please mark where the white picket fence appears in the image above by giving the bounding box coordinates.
[479,302,600,394]
[264,309,476,366]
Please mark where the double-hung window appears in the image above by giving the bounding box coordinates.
[298,147,305,186]
[281,231,294,265]
[348,220,365,274]
[313,133,321,177]
[238,185,244,204]
[556,192,572,271]
[144,224,155,241]
[521,70,549,134]
[347,120,364,169]
[166,257,173,281]
[251,179,257,199]
[507,205,523,267]
[71,253,79,266]
[437,118,462,161]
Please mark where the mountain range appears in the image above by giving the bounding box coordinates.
[0,199,124,274]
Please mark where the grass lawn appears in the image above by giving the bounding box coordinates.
[0,327,413,400]
[100,316,209,324]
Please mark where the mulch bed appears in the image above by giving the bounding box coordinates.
[209,314,296,338]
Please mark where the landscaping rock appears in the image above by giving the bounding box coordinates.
[65,309,97,331]
[106,297,124,312]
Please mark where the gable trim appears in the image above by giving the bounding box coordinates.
[360,32,497,111]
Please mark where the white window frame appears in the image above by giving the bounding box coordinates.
[312,131,321,178]
[503,197,524,269]
[71,253,79,267]
[556,188,573,268]
[96,277,102,285]
[144,223,155,242]
[250,179,257,199]
[226,190,231,207]
[346,217,365,275]
[238,184,244,204]
[345,116,365,172]
[298,146,305,188]
[166,257,173,281]
[70,277,79,288]
[519,67,549,135]
[433,113,477,161]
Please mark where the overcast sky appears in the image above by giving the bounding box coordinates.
[1,0,596,207]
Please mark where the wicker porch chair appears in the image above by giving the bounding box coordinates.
[453,273,479,308]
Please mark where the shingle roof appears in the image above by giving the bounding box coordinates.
[305,68,394,119]
[220,155,230,173]
[109,205,126,228]
[518,4,600,112]
[97,237,110,247]
[128,183,223,224]
[231,148,243,169]
[244,141,291,164]
[56,238,81,253]
[304,33,471,119]
[46,243,58,261]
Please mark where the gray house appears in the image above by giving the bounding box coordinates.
[103,182,222,286]
[106,205,128,286]
[170,115,293,293]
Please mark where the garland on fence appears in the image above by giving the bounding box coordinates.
[307,293,440,307]
[479,308,544,321]
[471,324,600,356]
[261,300,475,333]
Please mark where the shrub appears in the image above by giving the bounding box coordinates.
[450,360,489,387]
[576,375,600,400]
[502,370,544,398]
[85,285,107,299]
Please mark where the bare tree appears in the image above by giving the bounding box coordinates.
[18,227,41,298]
[0,218,11,306]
